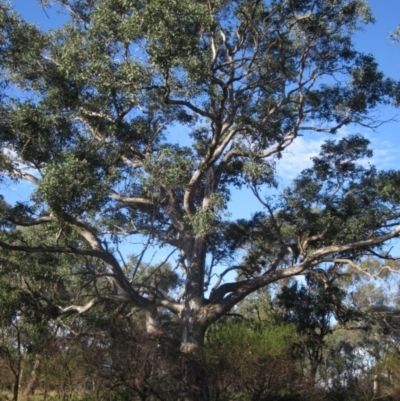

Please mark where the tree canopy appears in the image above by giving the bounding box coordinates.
[1,0,400,399]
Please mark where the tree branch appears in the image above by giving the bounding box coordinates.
[329,258,400,279]
[311,225,400,259]
[11,170,40,185]
[110,190,154,206]
[0,215,54,227]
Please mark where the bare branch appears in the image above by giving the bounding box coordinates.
[140,247,177,285]
[56,297,109,316]
[208,247,291,305]
[110,190,154,206]
[163,71,216,123]
[11,170,40,185]
[0,214,54,227]
[330,258,400,279]
[0,239,152,309]
[256,130,297,159]
[0,240,103,258]
[311,225,400,259]
[63,215,103,251]
[299,118,351,134]
[209,266,240,294]
[208,262,310,312]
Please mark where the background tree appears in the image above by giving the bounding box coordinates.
[206,318,300,401]
[276,275,346,387]
[1,1,400,399]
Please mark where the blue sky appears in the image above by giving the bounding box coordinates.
[5,1,400,198]
[8,1,400,175]
[3,1,400,259]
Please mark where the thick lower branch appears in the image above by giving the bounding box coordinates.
[311,225,400,259]
[0,215,54,227]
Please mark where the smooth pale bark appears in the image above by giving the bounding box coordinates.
[145,307,161,335]
[25,355,40,397]
[12,327,24,401]
[373,374,380,398]
[179,236,209,401]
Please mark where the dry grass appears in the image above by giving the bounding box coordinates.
[0,390,77,401]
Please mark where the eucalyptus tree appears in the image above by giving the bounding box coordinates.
[1,0,400,399]
[0,224,90,401]
[0,277,26,401]
[276,276,344,387]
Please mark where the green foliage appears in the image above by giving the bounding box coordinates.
[207,320,297,361]
[206,319,301,401]
[143,146,194,189]
[38,154,110,217]
[132,258,183,293]
[0,1,400,398]
[183,193,227,234]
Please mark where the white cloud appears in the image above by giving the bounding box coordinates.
[364,135,399,170]
[2,147,41,177]
[274,135,326,184]
[274,128,400,186]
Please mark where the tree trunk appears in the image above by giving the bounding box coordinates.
[373,373,380,398]
[308,345,322,388]
[180,319,208,401]
[144,307,161,335]
[25,355,40,397]
[178,236,209,401]
[12,376,20,401]
[11,326,24,401]
[12,356,23,401]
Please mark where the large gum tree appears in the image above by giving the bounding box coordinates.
[1,0,400,399]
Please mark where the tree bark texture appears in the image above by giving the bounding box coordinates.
[24,355,40,397]
[180,322,208,401]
